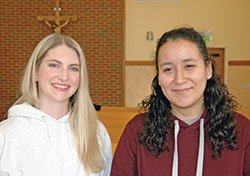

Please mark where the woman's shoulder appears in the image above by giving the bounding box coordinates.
[125,112,148,131]
[97,120,109,134]
[0,117,28,144]
[0,117,23,133]
[233,112,250,126]
[233,112,250,135]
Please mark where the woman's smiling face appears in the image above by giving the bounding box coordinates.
[158,39,212,113]
[35,44,80,107]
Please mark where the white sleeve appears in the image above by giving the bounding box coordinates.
[97,121,113,176]
[0,134,9,176]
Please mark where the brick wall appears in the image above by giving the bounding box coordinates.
[0,0,124,119]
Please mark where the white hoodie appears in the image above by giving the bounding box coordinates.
[0,102,113,176]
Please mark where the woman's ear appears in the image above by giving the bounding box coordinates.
[206,61,212,80]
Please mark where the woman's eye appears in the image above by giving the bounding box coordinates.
[185,64,195,69]
[164,67,173,72]
[49,63,58,68]
[70,67,79,72]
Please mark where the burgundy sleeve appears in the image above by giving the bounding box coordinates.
[244,140,250,175]
[243,118,250,175]
[110,118,139,176]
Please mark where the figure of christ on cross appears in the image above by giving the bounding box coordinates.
[37,0,77,34]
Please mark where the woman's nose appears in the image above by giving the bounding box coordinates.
[175,68,186,84]
[58,68,68,81]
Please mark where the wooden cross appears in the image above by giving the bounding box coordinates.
[37,0,77,34]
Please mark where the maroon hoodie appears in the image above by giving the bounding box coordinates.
[111,110,250,176]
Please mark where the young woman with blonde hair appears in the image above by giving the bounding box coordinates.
[0,33,112,175]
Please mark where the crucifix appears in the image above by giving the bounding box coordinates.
[37,0,77,34]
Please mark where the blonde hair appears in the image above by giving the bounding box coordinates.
[14,33,105,173]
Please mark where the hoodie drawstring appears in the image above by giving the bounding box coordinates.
[196,118,204,176]
[172,120,180,176]
[172,119,205,176]
[42,116,54,176]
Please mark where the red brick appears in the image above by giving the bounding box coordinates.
[0,0,124,118]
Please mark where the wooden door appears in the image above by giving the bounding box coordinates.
[208,48,224,82]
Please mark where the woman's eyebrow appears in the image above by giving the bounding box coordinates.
[183,58,198,62]
[47,59,61,63]
[159,61,173,68]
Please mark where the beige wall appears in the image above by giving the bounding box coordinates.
[125,0,250,107]
[125,0,250,62]
[125,65,155,107]
[228,66,250,112]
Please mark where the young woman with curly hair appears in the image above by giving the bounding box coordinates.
[111,27,250,176]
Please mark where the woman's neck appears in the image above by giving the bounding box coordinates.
[38,102,69,120]
[171,104,205,121]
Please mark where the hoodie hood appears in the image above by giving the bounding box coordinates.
[171,110,208,176]
[8,101,69,123]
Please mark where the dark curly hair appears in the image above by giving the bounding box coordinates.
[139,27,239,159]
